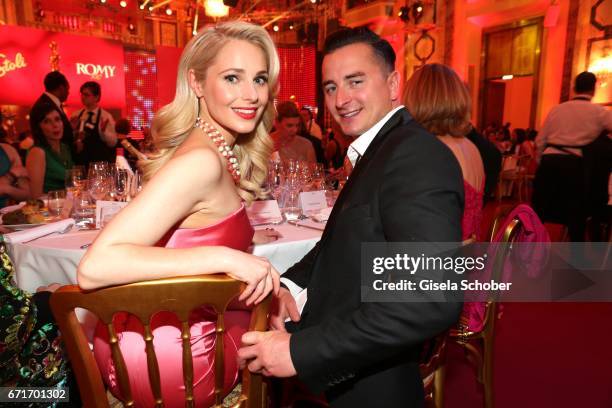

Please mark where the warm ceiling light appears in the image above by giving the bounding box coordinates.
[204,0,229,17]
[120,1,127,7]
[273,24,279,32]
[502,74,514,80]
[310,0,317,3]
[100,0,107,3]
[289,24,294,30]
[165,7,172,15]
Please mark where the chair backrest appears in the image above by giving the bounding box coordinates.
[50,274,270,408]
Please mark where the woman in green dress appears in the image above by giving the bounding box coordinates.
[26,103,73,198]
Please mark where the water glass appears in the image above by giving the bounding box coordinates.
[48,189,66,217]
[280,185,302,221]
[72,190,95,229]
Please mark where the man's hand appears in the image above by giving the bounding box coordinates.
[269,287,300,331]
[238,330,296,377]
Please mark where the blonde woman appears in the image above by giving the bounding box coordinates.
[78,21,281,407]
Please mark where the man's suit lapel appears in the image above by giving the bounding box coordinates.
[321,108,413,238]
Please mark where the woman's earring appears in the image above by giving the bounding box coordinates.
[193,96,204,127]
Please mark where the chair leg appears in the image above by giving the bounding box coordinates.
[433,364,446,408]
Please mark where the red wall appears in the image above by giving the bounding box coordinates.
[0,25,126,110]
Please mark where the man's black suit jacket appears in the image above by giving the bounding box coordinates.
[283,109,464,407]
[30,93,74,148]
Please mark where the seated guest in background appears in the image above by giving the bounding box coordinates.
[71,81,117,166]
[403,63,485,240]
[0,237,80,405]
[465,125,501,204]
[77,21,280,408]
[533,71,612,241]
[239,27,463,407]
[298,109,325,164]
[30,71,74,150]
[300,106,323,140]
[0,142,30,207]
[324,120,351,171]
[26,104,74,198]
[271,101,316,163]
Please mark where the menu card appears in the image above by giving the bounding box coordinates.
[298,190,327,215]
[247,200,283,225]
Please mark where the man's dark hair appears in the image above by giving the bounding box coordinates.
[43,71,68,92]
[323,26,396,73]
[276,101,301,122]
[80,81,101,98]
[574,71,596,94]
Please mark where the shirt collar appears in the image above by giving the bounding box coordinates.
[44,92,62,109]
[347,105,404,166]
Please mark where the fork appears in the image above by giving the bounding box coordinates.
[22,223,74,243]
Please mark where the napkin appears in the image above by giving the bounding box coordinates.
[310,207,332,223]
[4,218,75,244]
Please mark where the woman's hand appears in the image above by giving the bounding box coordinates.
[220,248,280,306]
[252,228,282,245]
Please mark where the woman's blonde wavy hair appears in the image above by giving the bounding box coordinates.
[142,21,279,203]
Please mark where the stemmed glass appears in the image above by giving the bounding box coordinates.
[48,189,66,218]
[65,166,85,195]
[87,162,111,201]
[109,168,130,202]
[129,170,143,200]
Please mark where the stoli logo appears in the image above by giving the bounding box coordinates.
[0,52,27,78]
[76,63,116,80]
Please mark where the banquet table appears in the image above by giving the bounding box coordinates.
[7,222,322,293]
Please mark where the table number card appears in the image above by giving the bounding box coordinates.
[299,190,327,214]
[247,200,283,225]
[95,201,128,228]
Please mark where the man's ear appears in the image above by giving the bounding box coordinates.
[388,70,401,102]
[188,69,204,97]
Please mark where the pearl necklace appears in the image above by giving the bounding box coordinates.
[194,117,241,184]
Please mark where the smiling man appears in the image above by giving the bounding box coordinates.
[239,27,464,407]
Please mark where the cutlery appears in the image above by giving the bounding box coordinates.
[287,219,325,231]
[80,243,92,249]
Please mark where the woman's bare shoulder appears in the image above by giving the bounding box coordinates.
[159,138,224,190]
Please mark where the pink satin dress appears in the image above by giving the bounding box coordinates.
[93,205,254,408]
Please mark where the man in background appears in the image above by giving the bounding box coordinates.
[70,81,117,166]
[533,71,612,241]
[30,71,73,149]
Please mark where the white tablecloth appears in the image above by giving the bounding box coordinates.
[8,223,321,292]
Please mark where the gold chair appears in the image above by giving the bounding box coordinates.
[50,275,270,408]
[420,333,447,408]
[420,235,476,407]
[448,216,523,408]
[496,155,531,202]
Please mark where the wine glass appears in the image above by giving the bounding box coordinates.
[65,166,85,194]
[48,189,66,217]
[129,170,143,199]
[88,162,111,202]
[110,168,130,202]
